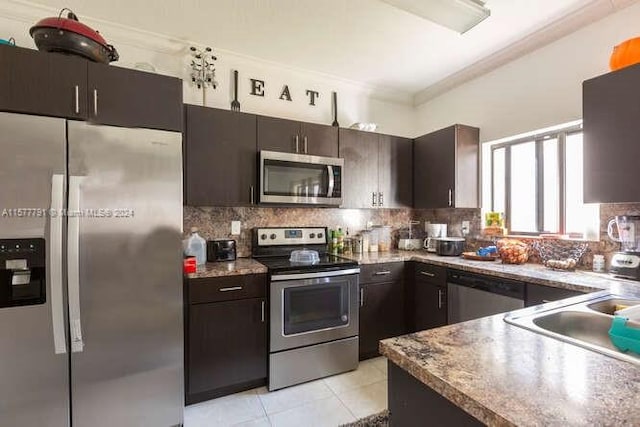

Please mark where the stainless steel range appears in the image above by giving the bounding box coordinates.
[253,227,360,391]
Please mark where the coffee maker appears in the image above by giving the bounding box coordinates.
[424,223,447,252]
[608,216,640,280]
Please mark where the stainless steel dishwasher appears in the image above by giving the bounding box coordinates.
[447,270,525,323]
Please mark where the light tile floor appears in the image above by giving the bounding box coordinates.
[184,356,388,427]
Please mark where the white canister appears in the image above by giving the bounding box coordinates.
[593,254,605,273]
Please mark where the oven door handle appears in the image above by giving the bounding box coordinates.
[270,268,360,282]
[327,165,335,198]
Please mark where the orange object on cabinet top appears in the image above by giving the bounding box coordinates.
[610,37,640,71]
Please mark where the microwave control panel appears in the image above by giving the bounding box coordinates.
[332,166,341,197]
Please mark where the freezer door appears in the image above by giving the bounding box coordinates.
[0,113,69,427]
[67,122,183,426]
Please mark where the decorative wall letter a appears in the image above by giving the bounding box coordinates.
[279,85,292,101]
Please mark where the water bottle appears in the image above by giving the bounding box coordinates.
[185,227,206,266]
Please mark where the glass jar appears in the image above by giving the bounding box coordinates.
[378,226,392,252]
[361,231,371,254]
[593,254,605,273]
[369,228,379,252]
[352,234,363,253]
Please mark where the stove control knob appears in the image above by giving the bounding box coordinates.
[317,232,323,239]
[309,233,316,238]
[260,234,267,240]
[270,233,277,240]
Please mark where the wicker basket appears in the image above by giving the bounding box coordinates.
[532,240,588,271]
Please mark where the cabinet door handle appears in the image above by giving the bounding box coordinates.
[250,185,255,205]
[74,85,80,114]
[420,271,436,277]
[372,192,377,207]
[374,271,391,276]
[438,289,444,309]
[378,192,384,207]
[219,286,243,292]
[294,135,300,153]
[261,300,265,323]
[448,189,453,207]
[360,288,364,307]
[304,136,308,153]
[93,89,98,116]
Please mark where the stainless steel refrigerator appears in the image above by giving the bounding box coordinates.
[0,112,184,426]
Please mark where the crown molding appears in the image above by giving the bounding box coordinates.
[413,0,627,106]
[0,0,414,106]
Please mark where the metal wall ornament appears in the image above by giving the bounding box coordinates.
[189,46,217,105]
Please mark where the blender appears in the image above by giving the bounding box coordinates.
[608,215,640,280]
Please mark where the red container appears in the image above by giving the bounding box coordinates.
[183,257,197,274]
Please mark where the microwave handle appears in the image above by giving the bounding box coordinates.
[327,165,335,197]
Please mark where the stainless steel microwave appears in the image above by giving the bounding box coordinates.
[259,150,343,206]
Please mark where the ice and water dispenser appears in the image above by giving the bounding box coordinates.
[0,238,46,308]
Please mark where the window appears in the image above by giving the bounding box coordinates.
[483,122,599,238]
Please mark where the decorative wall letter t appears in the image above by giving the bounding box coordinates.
[250,79,265,97]
[306,90,319,106]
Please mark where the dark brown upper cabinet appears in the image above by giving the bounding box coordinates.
[257,116,338,157]
[0,46,182,132]
[339,128,379,208]
[87,62,182,132]
[379,134,413,208]
[339,128,412,208]
[0,45,88,119]
[413,124,479,209]
[184,106,257,207]
[583,64,640,203]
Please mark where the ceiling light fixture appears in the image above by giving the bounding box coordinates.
[379,0,491,34]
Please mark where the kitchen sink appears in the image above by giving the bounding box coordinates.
[504,291,640,365]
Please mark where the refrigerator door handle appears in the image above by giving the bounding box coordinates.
[50,174,67,354]
[68,175,84,352]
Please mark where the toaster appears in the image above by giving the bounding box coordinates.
[207,239,237,262]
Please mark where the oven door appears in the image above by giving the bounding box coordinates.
[270,270,359,352]
[260,150,343,205]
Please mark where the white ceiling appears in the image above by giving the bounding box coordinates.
[27,0,637,101]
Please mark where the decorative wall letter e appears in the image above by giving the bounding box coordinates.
[250,79,265,97]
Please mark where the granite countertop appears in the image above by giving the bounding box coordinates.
[377,251,640,426]
[341,249,640,294]
[380,301,640,426]
[185,258,267,279]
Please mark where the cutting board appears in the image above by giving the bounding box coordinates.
[462,252,499,261]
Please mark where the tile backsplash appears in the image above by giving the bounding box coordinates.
[184,206,414,257]
[184,203,640,269]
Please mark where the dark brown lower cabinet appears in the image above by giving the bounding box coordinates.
[413,264,447,331]
[525,283,584,307]
[359,280,405,360]
[186,293,267,404]
[388,361,483,427]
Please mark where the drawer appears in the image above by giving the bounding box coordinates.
[526,283,584,307]
[188,274,267,304]
[360,262,404,284]
[414,263,446,285]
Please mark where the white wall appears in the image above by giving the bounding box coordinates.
[0,0,415,137]
[413,2,640,142]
